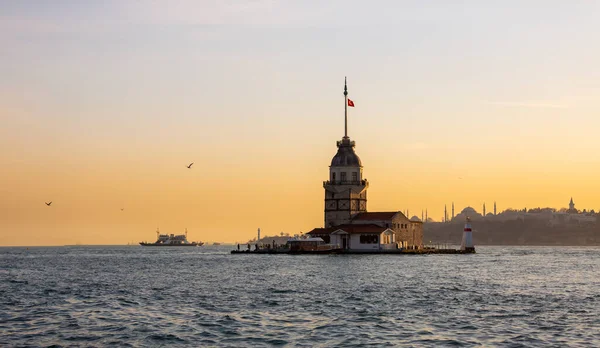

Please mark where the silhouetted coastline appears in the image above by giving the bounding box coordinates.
[425,219,600,246]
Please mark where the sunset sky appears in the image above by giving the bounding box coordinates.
[1,1,599,246]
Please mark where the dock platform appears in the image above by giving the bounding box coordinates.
[230,248,475,255]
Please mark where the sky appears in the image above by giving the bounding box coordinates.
[1,1,599,246]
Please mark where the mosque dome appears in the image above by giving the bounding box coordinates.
[461,207,478,215]
[330,139,362,167]
[410,216,421,222]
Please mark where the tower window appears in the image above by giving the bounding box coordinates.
[341,172,346,182]
[352,172,358,182]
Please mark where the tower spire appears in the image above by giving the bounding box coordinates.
[344,77,348,138]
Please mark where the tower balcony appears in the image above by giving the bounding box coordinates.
[323,179,369,187]
[337,139,355,147]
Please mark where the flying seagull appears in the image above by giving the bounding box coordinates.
[45,201,52,206]
[121,208,124,211]
[187,163,194,169]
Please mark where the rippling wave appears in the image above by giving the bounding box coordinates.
[1,246,599,347]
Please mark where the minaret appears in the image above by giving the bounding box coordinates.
[494,201,497,215]
[444,204,447,222]
[452,202,455,221]
[425,209,428,223]
[421,210,424,223]
[460,217,475,252]
[323,78,368,227]
[483,203,486,217]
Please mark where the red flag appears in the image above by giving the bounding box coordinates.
[347,99,355,107]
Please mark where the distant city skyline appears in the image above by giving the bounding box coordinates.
[431,197,597,223]
[1,1,599,245]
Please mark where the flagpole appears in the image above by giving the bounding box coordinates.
[344,77,348,138]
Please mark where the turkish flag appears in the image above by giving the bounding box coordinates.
[348,99,355,107]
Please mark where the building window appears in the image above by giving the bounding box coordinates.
[332,172,336,182]
[352,172,358,182]
[359,234,379,244]
[341,172,346,182]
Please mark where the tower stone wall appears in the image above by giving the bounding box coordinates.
[324,138,368,227]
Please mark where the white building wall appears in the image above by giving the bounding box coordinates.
[330,234,342,248]
[349,234,380,250]
[330,230,396,250]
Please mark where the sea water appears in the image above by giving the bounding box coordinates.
[1,246,599,347]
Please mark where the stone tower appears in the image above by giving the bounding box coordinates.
[323,79,368,227]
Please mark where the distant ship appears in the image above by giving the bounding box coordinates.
[140,228,203,247]
[212,242,221,246]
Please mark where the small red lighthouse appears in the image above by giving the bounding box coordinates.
[460,217,475,253]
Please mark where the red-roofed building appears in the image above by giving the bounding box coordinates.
[307,224,398,251]
[306,210,422,250]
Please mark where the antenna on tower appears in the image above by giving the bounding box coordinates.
[344,77,348,138]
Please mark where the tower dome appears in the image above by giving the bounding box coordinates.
[330,139,362,167]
